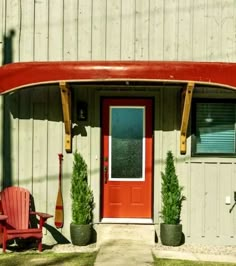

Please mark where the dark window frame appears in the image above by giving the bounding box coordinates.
[191,98,236,157]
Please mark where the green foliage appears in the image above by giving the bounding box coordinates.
[71,151,94,225]
[161,151,185,224]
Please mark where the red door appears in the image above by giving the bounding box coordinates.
[101,98,153,218]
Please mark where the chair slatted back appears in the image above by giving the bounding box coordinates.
[1,187,30,230]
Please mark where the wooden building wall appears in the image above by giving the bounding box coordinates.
[0,0,236,245]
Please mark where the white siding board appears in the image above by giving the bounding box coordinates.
[0,0,5,65]
[120,0,135,60]
[64,0,78,60]
[189,163,204,238]
[149,0,164,60]
[206,0,222,61]
[78,0,92,60]
[135,0,149,60]
[47,86,64,235]
[177,1,192,60]
[8,94,19,186]
[48,0,64,61]
[31,88,48,214]
[233,164,236,236]
[19,0,34,61]
[34,0,49,61]
[219,163,233,237]
[221,0,235,62]
[91,0,106,60]
[106,0,121,60]
[163,0,178,60]
[204,163,218,238]
[192,0,207,61]
[18,90,33,191]
[5,0,20,62]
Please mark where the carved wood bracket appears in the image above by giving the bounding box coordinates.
[180,82,195,154]
[59,81,72,153]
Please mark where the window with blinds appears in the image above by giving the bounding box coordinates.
[192,101,236,155]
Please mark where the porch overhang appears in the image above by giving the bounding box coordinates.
[1,61,236,154]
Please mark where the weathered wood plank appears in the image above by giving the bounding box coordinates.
[34,0,49,61]
[189,162,205,238]
[221,0,235,62]
[31,90,48,214]
[19,0,34,61]
[204,163,218,238]
[78,0,92,60]
[121,0,135,60]
[219,163,233,237]
[48,0,64,60]
[177,1,192,60]
[163,0,178,60]
[18,90,33,192]
[149,0,164,60]
[206,0,221,61]
[106,0,121,59]
[91,0,106,60]
[192,0,207,61]
[135,0,149,60]
[64,0,78,60]
[5,0,20,62]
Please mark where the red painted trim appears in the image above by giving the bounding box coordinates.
[0,61,236,94]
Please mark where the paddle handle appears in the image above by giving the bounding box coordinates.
[55,153,64,228]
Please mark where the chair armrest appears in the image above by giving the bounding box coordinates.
[31,212,53,219]
[0,215,7,221]
[30,212,53,229]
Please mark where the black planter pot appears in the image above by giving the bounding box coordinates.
[160,223,182,246]
[70,223,92,246]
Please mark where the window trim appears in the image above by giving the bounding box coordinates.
[191,98,236,157]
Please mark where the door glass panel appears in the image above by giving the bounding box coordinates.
[109,107,145,180]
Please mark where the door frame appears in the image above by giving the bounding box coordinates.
[100,97,154,221]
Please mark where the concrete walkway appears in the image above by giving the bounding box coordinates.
[94,240,154,266]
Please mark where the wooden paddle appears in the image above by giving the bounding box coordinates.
[54,153,64,228]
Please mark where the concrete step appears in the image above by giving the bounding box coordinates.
[95,224,155,246]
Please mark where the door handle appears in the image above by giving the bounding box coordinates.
[104,166,108,184]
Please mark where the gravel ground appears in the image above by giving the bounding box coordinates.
[52,243,98,253]
[51,242,236,257]
[153,243,236,256]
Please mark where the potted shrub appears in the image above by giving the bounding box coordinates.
[160,151,186,246]
[70,151,94,246]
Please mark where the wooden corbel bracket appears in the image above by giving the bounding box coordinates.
[59,81,72,153]
[180,82,195,155]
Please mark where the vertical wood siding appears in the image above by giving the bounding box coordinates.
[2,0,236,62]
[1,0,236,245]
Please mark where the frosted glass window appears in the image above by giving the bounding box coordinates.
[110,107,145,179]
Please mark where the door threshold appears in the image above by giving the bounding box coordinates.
[101,218,153,224]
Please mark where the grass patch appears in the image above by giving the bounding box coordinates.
[0,251,97,266]
[154,257,236,266]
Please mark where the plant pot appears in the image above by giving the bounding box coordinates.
[70,223,92,246]
[160,223,182,246]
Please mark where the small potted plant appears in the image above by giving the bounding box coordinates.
[70,151,94,246]
[160,151,186,246]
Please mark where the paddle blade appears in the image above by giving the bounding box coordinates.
[54,189,64,228]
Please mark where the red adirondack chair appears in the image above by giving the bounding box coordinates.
[0,186,53,252]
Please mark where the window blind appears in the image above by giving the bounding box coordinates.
[195,103,235,154]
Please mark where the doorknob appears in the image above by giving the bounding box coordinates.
[104,166,108,184]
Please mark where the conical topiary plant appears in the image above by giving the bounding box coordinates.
[161,151,185,224]
[71,151,94,225]
[160,151,186,246]
[70,151,94,246]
